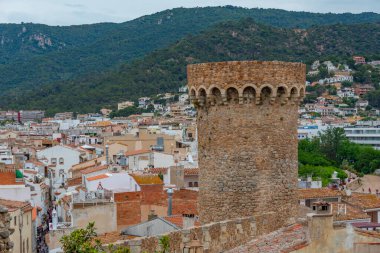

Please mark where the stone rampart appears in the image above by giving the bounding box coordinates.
[113,213,281,253]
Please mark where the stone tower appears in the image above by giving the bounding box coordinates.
[187,61,305,226]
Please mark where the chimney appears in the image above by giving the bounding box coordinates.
[105,145,109,165]
[167,188,173,216]
[182,214,195,229]
[148,210,158,221]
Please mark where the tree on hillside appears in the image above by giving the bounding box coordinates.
[319,127,347,163]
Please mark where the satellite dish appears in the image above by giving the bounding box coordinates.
[345,189,352,196]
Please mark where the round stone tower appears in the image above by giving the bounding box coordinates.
[187,61,306,225]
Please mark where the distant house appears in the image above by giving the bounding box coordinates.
[354,84,375,97]
[138,97,151,108]
[337,87,355,98]
[353,56,366,65]
[355,100,369,110]
[37,145,81,185]
[117,101,135,111]
[343,193,380,223]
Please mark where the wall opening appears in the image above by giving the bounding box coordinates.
[260,86,272,104]
[211,87,223,105]
[243,86,256,103]
[226,87,239,104]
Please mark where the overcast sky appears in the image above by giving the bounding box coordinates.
[0,0,379,26]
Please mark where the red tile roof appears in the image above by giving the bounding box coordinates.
[0,198,32,212]
[162,215,200,229]
[131,174,163,185]
[148,167,168,174]
[87,174,110,182]
[298,188,343,200]
[184,168,199,176]
[67,177,82,187]
[81,165,108,175]
[344,193,380,210]
[125,149,151,157]
[330,202,370,221]
[24,169,37,175]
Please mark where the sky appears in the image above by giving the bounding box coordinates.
[0,0,379,26]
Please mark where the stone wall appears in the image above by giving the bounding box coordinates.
[114,213,281,253]
[0,206,13,253]
[187,61,305,226]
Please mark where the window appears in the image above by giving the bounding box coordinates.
[14,216,16,226]
[194,182,198,187]
[59,158,64,165]
[189,182,193,187]
[322,205,328,211]
[51,158,57,165]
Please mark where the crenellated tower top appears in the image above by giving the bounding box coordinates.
[187,61,306,108]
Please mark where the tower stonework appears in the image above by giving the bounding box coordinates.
[187,61,306,226]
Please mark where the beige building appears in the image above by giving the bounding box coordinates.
[117,101,135,110]
[105,129,177,154]
[107,143,129,163]
[0,199,33,253]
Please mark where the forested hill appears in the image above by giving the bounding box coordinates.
[5,20,380,114]
[1,6,380,97]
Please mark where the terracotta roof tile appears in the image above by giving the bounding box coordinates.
[131,174,162,185]
[298,188,343,200]
[67,177,82,187]
[81,165,108,175]
[184,168,199,176]
[344,193,380,210]
[162,215,200,229]
[24,169,37,175]
[87,174,110,182]
[125,149,151,157]
[330,202,370,221]
[0,198,32,212]
[147,167,168,174]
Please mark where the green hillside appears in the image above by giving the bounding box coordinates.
[4,19,380,114]
[1,6,380,97]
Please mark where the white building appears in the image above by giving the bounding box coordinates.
[337,87,356,98]
[0,145,14,165]
[37,145,81,185]
[84,172,141,192]
[126,150,175,171]
[319,75,353,85]
[344,126,380,150]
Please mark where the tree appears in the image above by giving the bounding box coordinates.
[341,81,353,88]
[366,90,380,109]
[319,127,347,163]
[60,222,130,253]
[60,222,100,253]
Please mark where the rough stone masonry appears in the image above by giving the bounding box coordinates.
[0,205,13,253]
[187,61,306,227]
